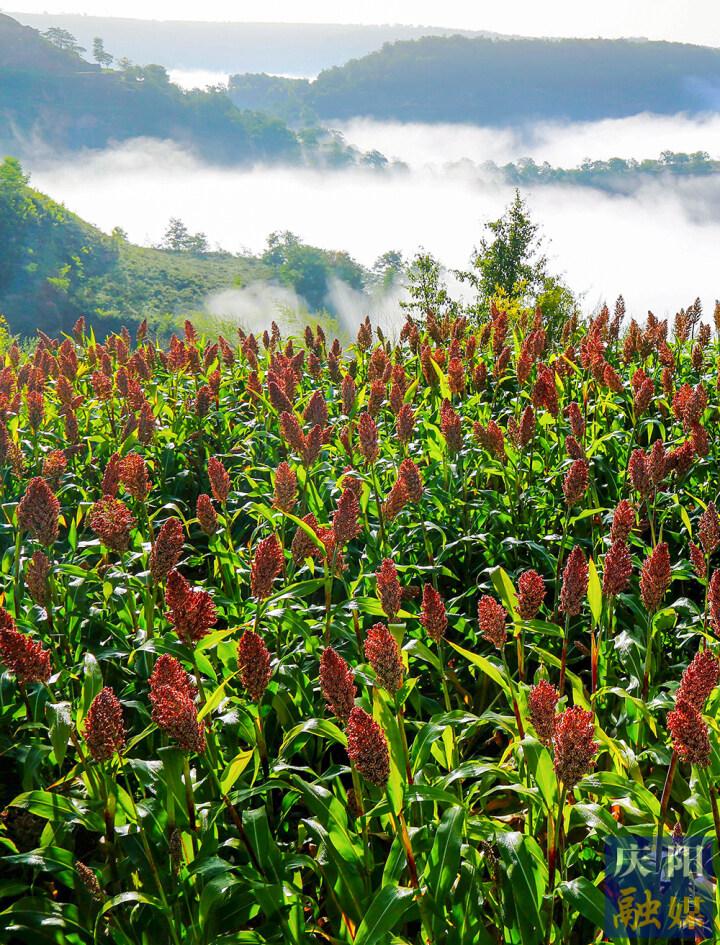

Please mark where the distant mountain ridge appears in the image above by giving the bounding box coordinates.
[0,14,381,167]
[8,13,499,75]
[228,34,720,125]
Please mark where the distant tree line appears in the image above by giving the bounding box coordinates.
[228,34,720,125]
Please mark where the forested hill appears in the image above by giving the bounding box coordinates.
[0,13,350,166]
[0,157,374,338]
[8,13,496,75]
[229,34,720,124]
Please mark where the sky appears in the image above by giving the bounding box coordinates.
[4,1,719,46]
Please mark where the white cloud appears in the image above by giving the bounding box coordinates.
[28,129,720,324]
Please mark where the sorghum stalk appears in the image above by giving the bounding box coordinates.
[11,528,22,618]
[558,611,571,697]
[545,783,567,945]
[182,754,197,835]
[501,648,525,740]
[642,610,654,701]
[370,464,387,554]
[117,757,183,945]
[396,702,413,785]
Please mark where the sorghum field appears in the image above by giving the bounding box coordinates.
[0,300,718,944]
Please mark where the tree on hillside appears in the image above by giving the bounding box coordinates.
[159,219,209,254]
[464,190,547,301]
[92,37,114,69]
[400,252,457,322]
[42,28,85,56]
[262,231,365,311]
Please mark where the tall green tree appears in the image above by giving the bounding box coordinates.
[92,37,114,69]
[42,28,85,56]
[466,190,547,301]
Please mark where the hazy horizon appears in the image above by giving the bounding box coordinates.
[26,115,720,325]
[5,2,720,47]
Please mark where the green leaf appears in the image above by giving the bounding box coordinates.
[77,652,102,728]
[46,701,72,769]
[558,877,606,930]
[426,805,464,903]
[491,566,519,618]
[496,831,547,944]
[354,885,416,945]
[10,791,103,833]
[220,749,254,793]
[429,357,452,400]
[279,718,347,758]
[447,640,509,694]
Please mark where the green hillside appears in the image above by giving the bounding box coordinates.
[0,157,370,337]
[0,13,378,167]
[229,34,720,125]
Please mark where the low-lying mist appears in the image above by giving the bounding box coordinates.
[29,114,720,327]
[337,113,720,168]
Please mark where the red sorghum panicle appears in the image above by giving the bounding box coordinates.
[0,617,51,684]
[237,630,272,702]
[477,595,507,649]
[102,453,121,497]
[150,654,197,698]
[42,450,67,483]
[676,650,720,710]
[273,462,297,513]
[364,623,404,694]
[358,412,379,463]
[346,707,390,787]
[383,478,408,522]
[251,535,284,599]
[552,706,598,788]
[333,487,361,544]
[208,456,231,503]
[563,459,589,506]
[291,514,323,563]
[560,546,588,616]
[567,402,585,440]
[629,450,652,498]
[602,540,633,597]
[376,558,402,621]
[84,688,126,762]
[517,570,545,620]
[396,403,415,443]
[440,400,462,453]
[640,542,671,612]
[89,496,136,552]
[25,550,51,607]
[150,661,205,754]
[150,517,184,583]
[341,374,356,415]
[196,494,218,536]
[648,440,667,486]
[699,502,720,556]
[76,862,104,902]
[17,477,60,547]
[165,570,217,644]
[668,699,711,767]
[532,365,559,416]
[420,583,447,642]
[690,542,705,579]
[709,570,720,632]
[611,500,636,543]
[319,647,356,721]
[398,458,423,502]
[118,453,150,502]
[528,680,559,746]
[517,405,536,447]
